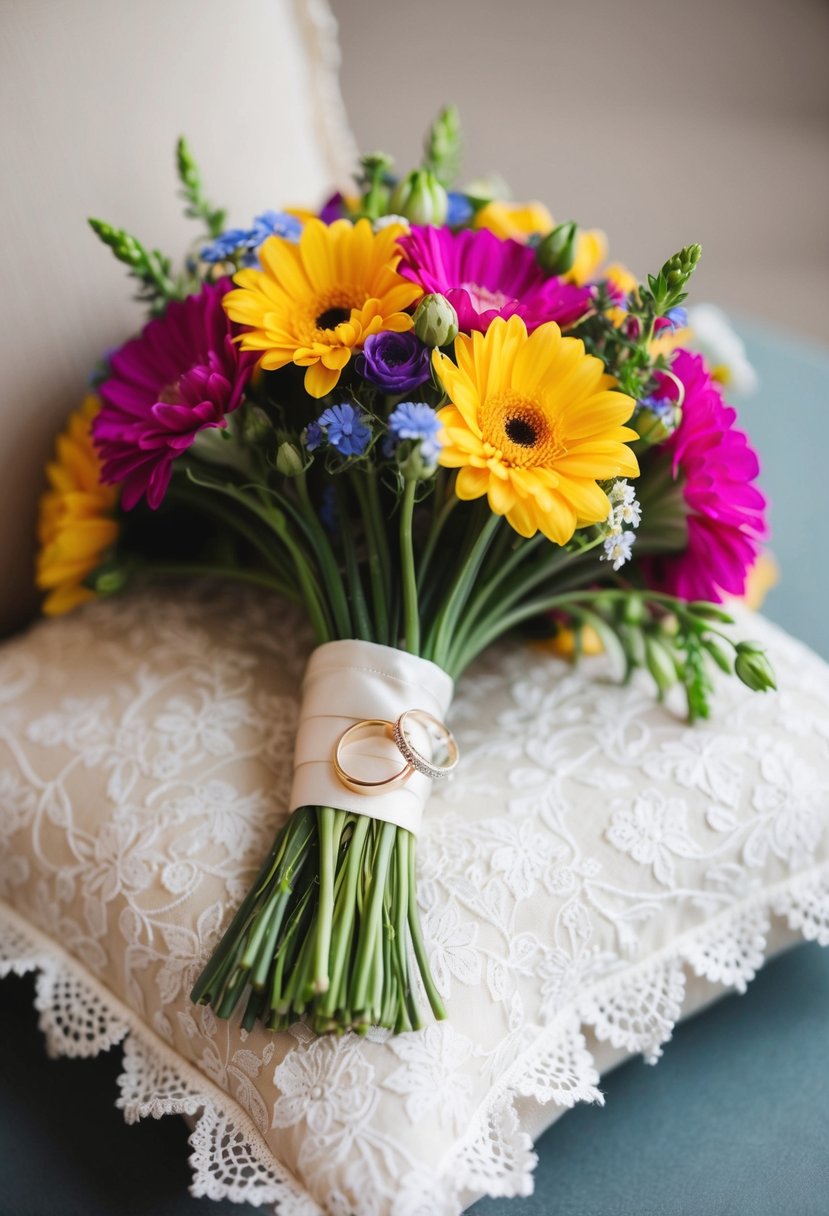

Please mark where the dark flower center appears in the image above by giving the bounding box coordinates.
[316,307,350,331]
[505,416,539,447]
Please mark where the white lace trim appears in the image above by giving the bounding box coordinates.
[2,864,828,1215]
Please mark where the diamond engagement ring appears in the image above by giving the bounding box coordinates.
[392,709,459,780]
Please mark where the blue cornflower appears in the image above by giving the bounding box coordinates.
[446,191,473,227]
[665,306,689,331]
[637,394,676,423]
[386,401,442,463]
[201,210,302,264]
[307,404,372,458]
[201,226,253,263]
[305,420,324,452]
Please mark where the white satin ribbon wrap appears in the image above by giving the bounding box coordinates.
[287,640,455,834]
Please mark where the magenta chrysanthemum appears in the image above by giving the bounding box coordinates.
[93,280,255,510]
[397,225,591,333]
[644,349,767,602]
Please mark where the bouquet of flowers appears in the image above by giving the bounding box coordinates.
[36,108,775,1037]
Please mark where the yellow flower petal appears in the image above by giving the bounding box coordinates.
[303,360,343,398]
[434,315,637,545]
[36,396,119,615]
[225,218,420,388]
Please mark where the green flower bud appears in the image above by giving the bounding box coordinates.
[463,173,510,208]
[92,563,129,597]
[536,222,578,276]
[734,643,776,692]
[241,405,272,445]
[361,151,394,178]
[276,441,304,477]
[413,293,459,347]
[635,402,681,446]
[359,151,395,219]
[621,593,646,625]
[645,636,678,694]
[400,444,439,482]
[390,170,448,227]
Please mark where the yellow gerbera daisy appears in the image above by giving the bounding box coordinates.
[223,217,423,398]
[474,200,554,242]
[433,316,639,545]
[36,395,119,616]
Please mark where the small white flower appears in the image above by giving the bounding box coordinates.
[374,213,410,231]
[608,478,637,508]
[612,498,642,529]
[601,530,636,571]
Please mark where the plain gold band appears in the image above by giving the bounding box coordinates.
[333,718,415,795]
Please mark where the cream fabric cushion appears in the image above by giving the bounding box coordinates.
[0,0,355,634]
[1,585,828,1215]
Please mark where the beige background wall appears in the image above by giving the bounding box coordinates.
[331,0,828,343]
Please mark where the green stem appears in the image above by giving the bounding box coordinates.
[427,512,501,668]
[337,482,372,641]
[128,561,293,597]
[406,833,446,1021]
[416,485,458,593]
[445,539,604,672]
[312,807,336,994]
[400,477,420,653]
[294,473,352,637]
[351,471,390,645]
[321,815,371,1019]
[166,479,298,596]
[350,822,396,1015]
[182,472,332,643]
[448,585,654,677]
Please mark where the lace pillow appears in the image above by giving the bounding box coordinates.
[1,585,827,1216]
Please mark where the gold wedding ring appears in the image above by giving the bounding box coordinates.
[393,709,459,780]
[333,710,460,795]
[333,718,414,795]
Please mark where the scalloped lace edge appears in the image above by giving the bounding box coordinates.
[1,862,828,1215]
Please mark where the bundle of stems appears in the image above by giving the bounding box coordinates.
[186,455,754,1032]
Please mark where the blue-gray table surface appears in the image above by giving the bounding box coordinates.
[1,321,827,1215]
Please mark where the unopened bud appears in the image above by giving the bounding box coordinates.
[93,564,129,597]
[276,441,304,477]
[635,397,681,446]
[645,636,678,694]
[413,293,459,347]
[536,221,578,276]
[734,643,776,692]
[390,170,448,226]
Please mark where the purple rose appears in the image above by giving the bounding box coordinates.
[356,331,432,394]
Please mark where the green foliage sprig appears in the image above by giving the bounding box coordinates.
[87,218,179,312]
[422,104,462,188]
[176,137,227,238]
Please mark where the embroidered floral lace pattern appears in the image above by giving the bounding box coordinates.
[1,585,828,1216]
